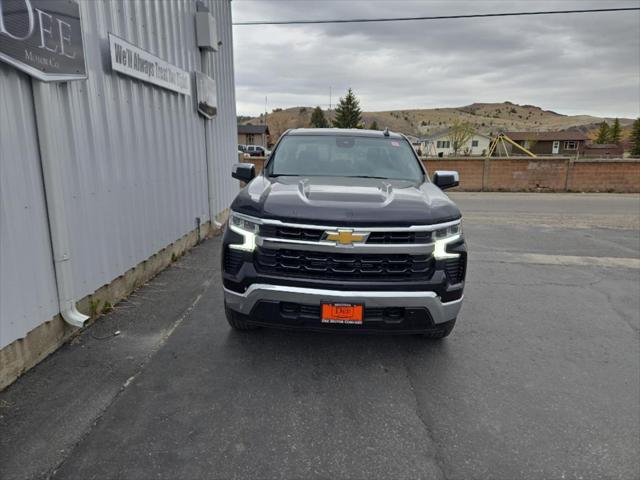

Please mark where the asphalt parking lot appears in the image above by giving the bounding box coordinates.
[1,193,639,480]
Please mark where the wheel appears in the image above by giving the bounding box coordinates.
[422,318,456,339]
[225,304,259,331]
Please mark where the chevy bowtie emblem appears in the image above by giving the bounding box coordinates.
[324,229,369,245]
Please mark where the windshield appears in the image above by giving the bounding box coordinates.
[267,135,424,182]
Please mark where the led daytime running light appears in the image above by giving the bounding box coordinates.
[228,212,261,251]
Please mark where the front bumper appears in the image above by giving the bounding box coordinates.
[224,284,463,328]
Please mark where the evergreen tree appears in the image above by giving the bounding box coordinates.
[310,106,328,128]
[610,118,622,145]
[631,118,640,156]
[595,121,611,144]
[333,88,362,128]
[369,120,379,130]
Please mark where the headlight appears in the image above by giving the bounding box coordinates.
[432,221,462,259]
[228,212,261,251]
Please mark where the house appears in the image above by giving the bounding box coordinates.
[238,124,270,147]
[421,131,492,157]
[403,134,424,154]
[582,143,624,157]
[504,130,588,155]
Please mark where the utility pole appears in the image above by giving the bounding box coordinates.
[329,87,332,111]
[263,96,268,146]
[264,96,267,124]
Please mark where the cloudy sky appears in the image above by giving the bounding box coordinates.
[231,0,640,118]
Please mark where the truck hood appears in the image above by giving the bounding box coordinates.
[231,176,461,227]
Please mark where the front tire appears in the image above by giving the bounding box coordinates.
[422,318,456,339]
[225,305,259,331]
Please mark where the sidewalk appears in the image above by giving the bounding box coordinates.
[0,237,221,480]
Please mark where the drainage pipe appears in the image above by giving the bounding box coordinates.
[31,81,88,328]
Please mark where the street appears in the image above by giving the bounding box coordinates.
[1,193,639,480]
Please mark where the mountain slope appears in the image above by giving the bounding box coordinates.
[243,102,635,142]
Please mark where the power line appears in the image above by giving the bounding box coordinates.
[233,7,639,26]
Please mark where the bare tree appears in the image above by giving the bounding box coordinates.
[447,121,475,155]
[523,139,537,153]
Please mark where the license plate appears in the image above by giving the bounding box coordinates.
[321,303,363,324]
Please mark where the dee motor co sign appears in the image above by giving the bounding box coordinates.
[0,0,86,81]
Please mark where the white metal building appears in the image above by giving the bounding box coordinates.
[0,0,238,386]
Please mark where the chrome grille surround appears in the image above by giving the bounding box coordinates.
[236,213,462,256]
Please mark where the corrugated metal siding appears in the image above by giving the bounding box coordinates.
[61,0,211,300]
[204,0,239,217]
[0,0,237,348]
[0,66,60,347]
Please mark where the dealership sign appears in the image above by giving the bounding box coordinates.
[109,33,191,96]
[0,0,86,81]
[195,71,216,118]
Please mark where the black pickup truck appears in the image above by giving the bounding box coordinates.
[221,128,466,338]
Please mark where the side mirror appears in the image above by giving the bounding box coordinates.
[232,163,256,183]
[432,170,459,190]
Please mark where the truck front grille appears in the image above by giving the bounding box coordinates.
[366,231,432,244]
[280,302,423,323]
[260,225,432,244]
[255,248,434,280]
[260,225,324,241]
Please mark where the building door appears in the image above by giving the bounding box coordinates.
[552,141,560,154]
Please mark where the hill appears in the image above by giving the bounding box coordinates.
[242,102,635,143]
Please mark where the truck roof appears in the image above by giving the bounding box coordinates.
[286,128,404,139]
